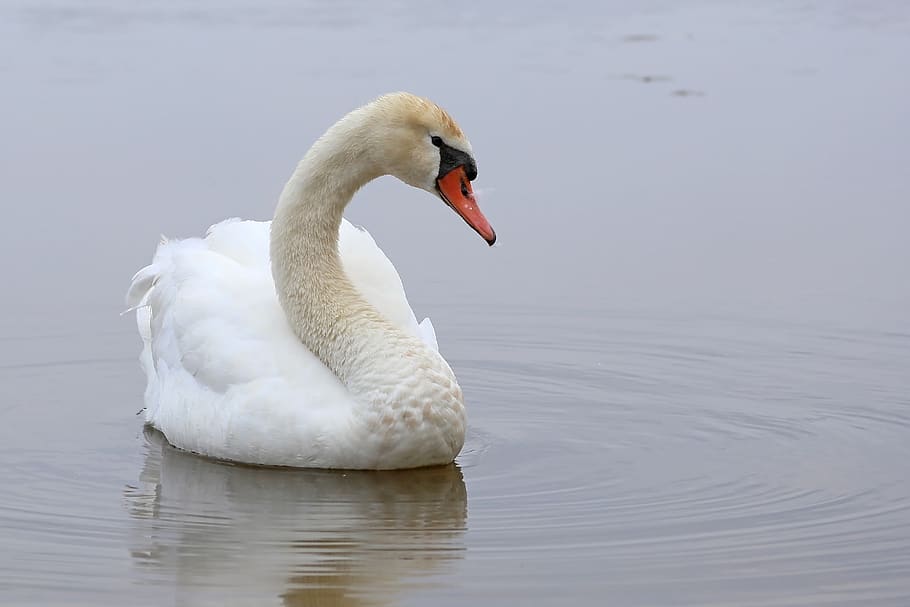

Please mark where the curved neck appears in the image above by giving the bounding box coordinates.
[269,111,412,393]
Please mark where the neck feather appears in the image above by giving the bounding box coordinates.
[270,110,418,393]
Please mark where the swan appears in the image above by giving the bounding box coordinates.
[126,92,495,470]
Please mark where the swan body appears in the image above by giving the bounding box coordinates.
[127,93,494,469]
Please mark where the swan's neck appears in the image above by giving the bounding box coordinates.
[270,112,384,387]
[269,110,452,402]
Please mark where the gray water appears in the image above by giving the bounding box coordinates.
[2,1,910,605]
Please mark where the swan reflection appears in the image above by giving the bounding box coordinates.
[125,428,467,606]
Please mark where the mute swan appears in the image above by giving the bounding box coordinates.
[126,93,495,470]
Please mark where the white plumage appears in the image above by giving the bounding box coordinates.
[128,219,438,467]
[127,93,493,469]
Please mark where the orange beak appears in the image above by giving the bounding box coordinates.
[436,166,496,245]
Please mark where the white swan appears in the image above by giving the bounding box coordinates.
[126,93,495,470]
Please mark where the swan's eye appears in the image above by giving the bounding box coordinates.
[431,135,443,147]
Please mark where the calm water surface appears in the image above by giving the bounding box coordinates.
[1,1,909,605]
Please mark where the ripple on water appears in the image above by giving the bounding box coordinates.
[0,447,134,602]
[446,305,910,603]
[0,305,908,605]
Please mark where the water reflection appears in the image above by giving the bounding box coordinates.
[125,429,467,606]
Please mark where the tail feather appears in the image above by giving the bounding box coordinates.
[126,245,168,416]
[124,263,161,313]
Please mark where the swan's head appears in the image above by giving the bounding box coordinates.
[367,92,496,245]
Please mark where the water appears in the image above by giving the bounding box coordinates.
[2,1,909,604]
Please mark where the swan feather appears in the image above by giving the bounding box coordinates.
[129,219,440,467]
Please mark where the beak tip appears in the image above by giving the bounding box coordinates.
[485,230,497,246]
